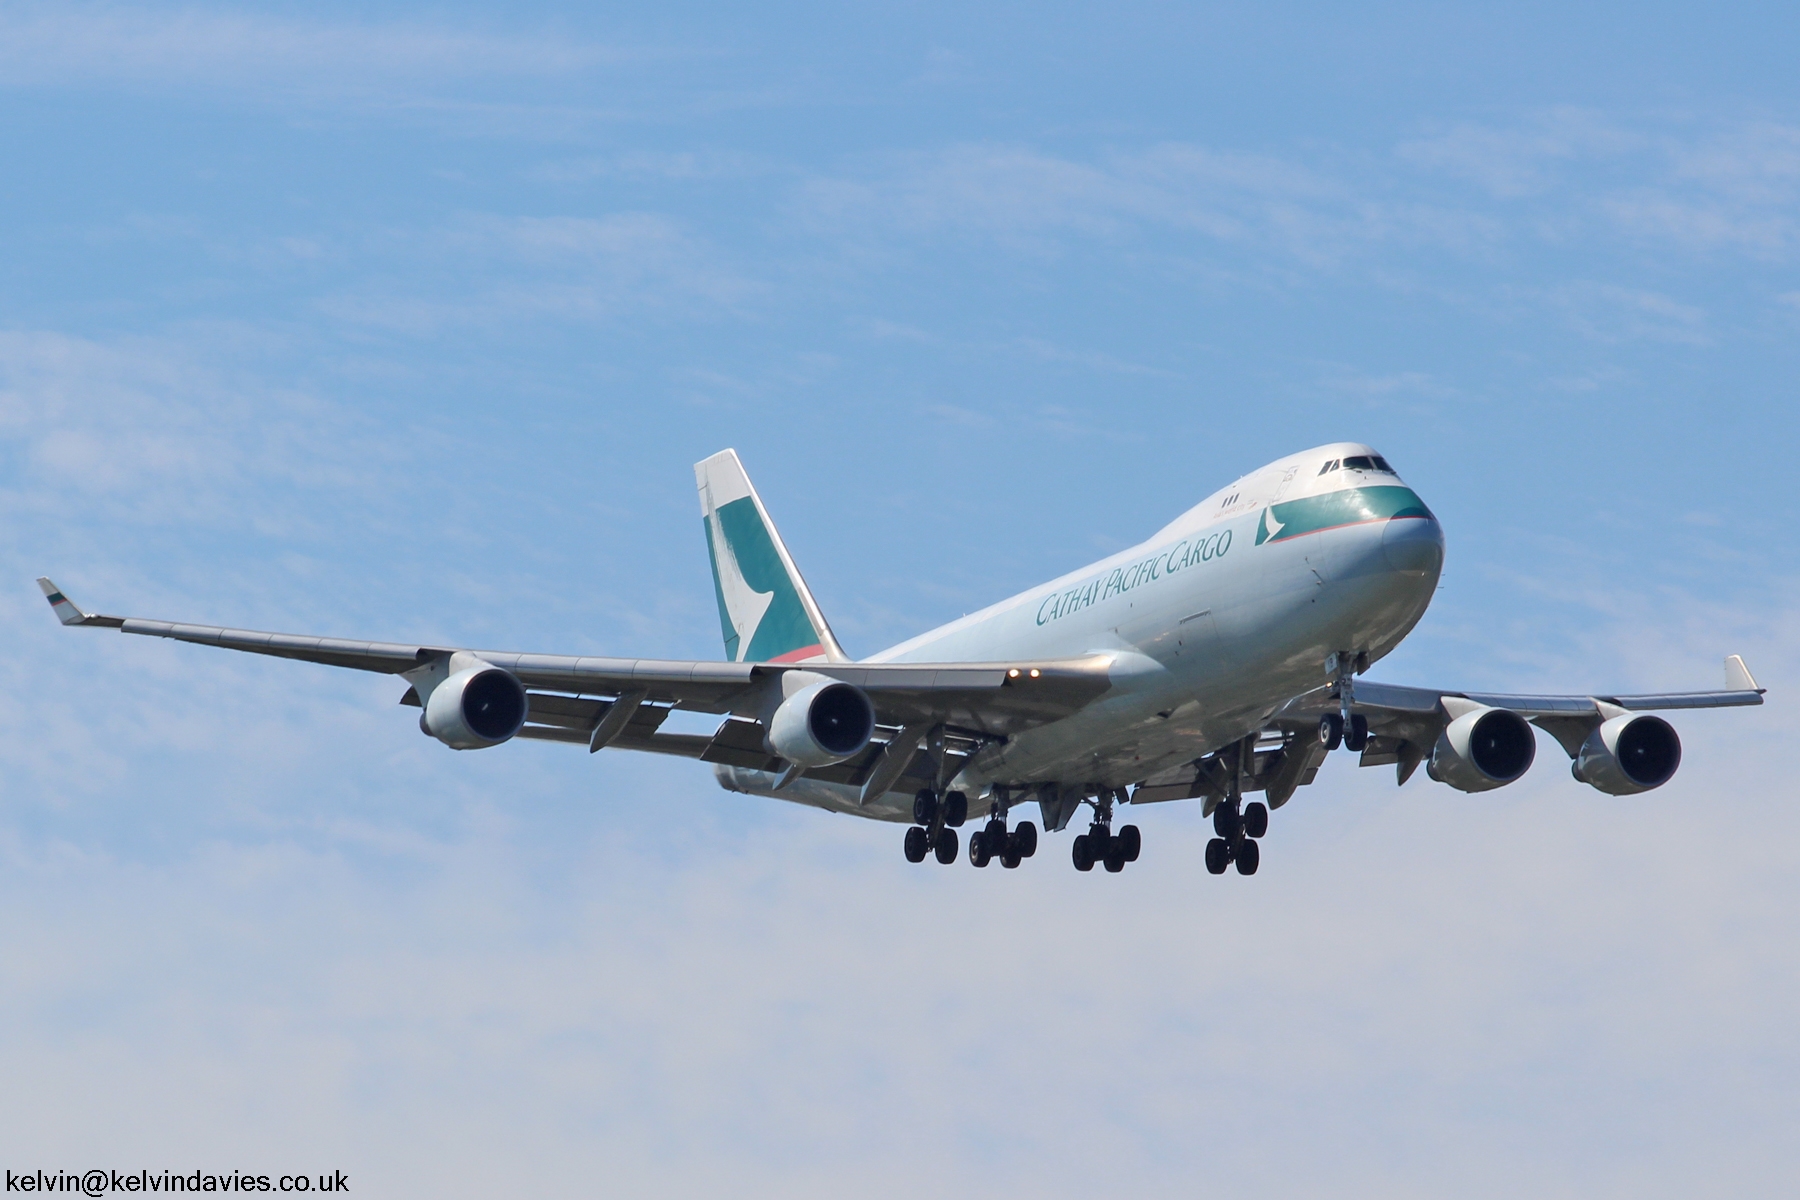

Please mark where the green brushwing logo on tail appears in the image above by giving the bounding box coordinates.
[1255,485,1433,546]
[704,497,823,662]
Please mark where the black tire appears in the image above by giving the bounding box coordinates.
[968,831,991,868]
[1243,802,1269,839]
[1235,838,1260,875]
[904,826,929,863]
[1118,824,1141,862]
[1014,821,1038,858]
[1319,713,1343,751]
[912,789,938,827]
[1103,845,1126,872]
[943,791,968,827]
[985,818,1006,843]
[1072,834,1096,872]
[934,827,959,864]
[1000,850,1022,869]
[1205,837,1229,874]
[1345,714,1369,753]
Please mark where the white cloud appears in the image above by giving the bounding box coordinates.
[1545,281,1711,345]
[1397,108,1641,198]
[798,141,1503,269]
[0,5,638,96]
[0,329,391,530]
[318,213,761,334]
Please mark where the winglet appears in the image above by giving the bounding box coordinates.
[35,578,124,628]
[1725,654,1761,693]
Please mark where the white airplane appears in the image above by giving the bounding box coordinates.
[38,442,1763,875]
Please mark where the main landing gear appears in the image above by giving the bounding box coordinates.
[1072,822,1141,873]
[1069,789,1141,874]
[902,788,968,865]
[1205,798,1268,876]
[968,816,1037,869]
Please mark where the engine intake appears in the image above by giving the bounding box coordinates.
[1573,714,1681,795]
[423,664,528,749]
[1427,706,1537,793]
[766,679,875,768]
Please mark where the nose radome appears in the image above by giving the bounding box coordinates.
[1382,515,1444,576]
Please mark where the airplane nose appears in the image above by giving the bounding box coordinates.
[1382,514,1444,576]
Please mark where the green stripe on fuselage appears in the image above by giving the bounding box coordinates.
[1256,485,1432,546]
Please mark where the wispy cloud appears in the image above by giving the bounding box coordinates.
[0,6,643,93]
[1397,108,1641,198]
[319,213,760,334]
[1546,281,1712,345]
[799,141,1506,269]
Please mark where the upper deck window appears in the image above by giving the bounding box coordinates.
[1317,459,1340,475]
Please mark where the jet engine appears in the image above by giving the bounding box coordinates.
[423,663,528,749]
[1427,706,1537,793]
[1573,714,1681,795]
[766,678,876,767]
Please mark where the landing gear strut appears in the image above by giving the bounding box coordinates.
[902,787,968,866]
[967,786,1037,869]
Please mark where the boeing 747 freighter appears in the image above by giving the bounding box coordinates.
[39,444,1763,874]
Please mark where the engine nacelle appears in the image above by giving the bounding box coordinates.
[1573,714,1681,795]
[423,664,528,749]
[1427,706,1537,793]
[766,678,875,768]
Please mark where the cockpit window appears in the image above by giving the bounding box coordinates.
[1371,455,1395,473]
[1342,455,1374,471]
[1317,459,1340,475]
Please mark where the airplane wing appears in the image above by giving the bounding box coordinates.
[1130,658,1764,811]
[35,578,1113,787]
[1274,660,1764,759]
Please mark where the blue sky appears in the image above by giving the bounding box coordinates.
[2,3,1797,1195]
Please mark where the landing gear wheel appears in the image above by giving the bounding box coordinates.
[1235,838,1260,875]
[1344,714,1370,753]
[943,791,968,828]
[1205,837,1229,874]
[1242,802,1269,839]
[934,827,958,865]
[1103,844,1126,872]
[1072,834,1096,872]
[1118,825,1141,863]
[1013,821,1038,858]
[1000,851,1022,869]
[904,826,929,863]
[1319,714,1344,751]
[912,789,939,826]
[968,830,992,868]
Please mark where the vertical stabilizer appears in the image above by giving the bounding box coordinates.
[695,450,847,664]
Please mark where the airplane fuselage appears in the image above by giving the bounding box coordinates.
[722,443,1445,821]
